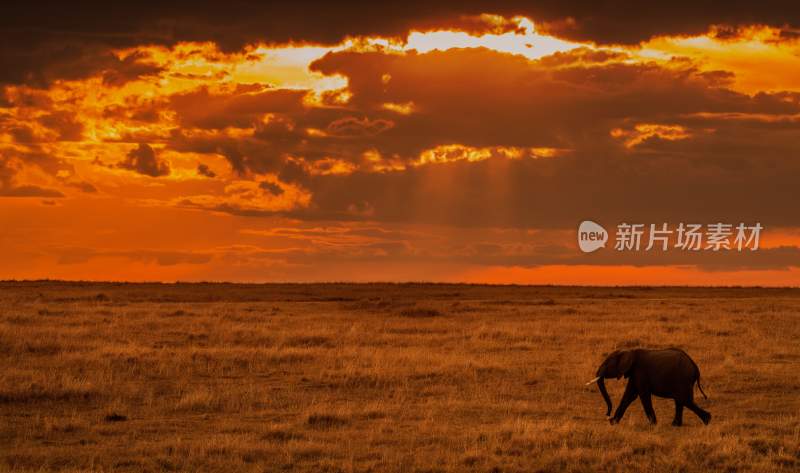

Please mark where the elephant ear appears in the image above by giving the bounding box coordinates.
[618,350,635,378]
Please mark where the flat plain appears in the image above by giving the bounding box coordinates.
[0,282,798,472]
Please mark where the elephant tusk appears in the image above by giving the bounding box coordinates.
[585,376,601,385]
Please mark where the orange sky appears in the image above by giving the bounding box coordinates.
[2,6,800,285]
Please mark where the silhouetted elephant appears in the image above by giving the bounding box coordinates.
[586,348,711,426]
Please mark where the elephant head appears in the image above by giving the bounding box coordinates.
[586,350,636,417]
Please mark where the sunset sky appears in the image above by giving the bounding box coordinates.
[2,2,800,284]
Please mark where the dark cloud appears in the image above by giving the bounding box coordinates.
[101,51,164,87]
[259,181,284,196]
[0,91,84,154]
[103,99,164,124]
[536,47,631,68]
[0,184,64,198]
[166,50,796,212]
[117,143,171,177]
[529,2,800,45]
[66,181,98,193]
[0,88,10,107]
[1,110,82,143]
[5,2,800,49]
[169,86,306,129]
[290,146,800,229]
[0,150,70,198]
[3,87,53,109]
[4,2,800,85]
[0,41,162,87]
[327,117,395,137]
[7,126,36,143]
[150,46,800,229]
[196,163,216,178]
[38,111,84,141]
[307,48,800,158]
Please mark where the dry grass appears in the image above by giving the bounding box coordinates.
[0,282,798,472]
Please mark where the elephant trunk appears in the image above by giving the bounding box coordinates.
[597,376,612,417]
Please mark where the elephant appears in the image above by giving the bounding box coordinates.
[585,348,711,426]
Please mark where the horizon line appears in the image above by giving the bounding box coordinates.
[2,279,799,290]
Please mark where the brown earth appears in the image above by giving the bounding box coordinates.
[0,282,798,472]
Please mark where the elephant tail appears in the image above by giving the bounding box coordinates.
[696,378,708,400]
[686,352,708,399]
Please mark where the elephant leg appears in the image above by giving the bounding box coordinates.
[672,401,684,426]
[610,381,638,425]
[639,391,657,424]
[686,401,711,425]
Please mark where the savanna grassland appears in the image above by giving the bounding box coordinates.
[0,282,798,473]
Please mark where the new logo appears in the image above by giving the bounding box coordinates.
[578,220,608,253]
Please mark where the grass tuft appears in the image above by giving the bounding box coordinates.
[399,307,442,318]
[306,414,348,429]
